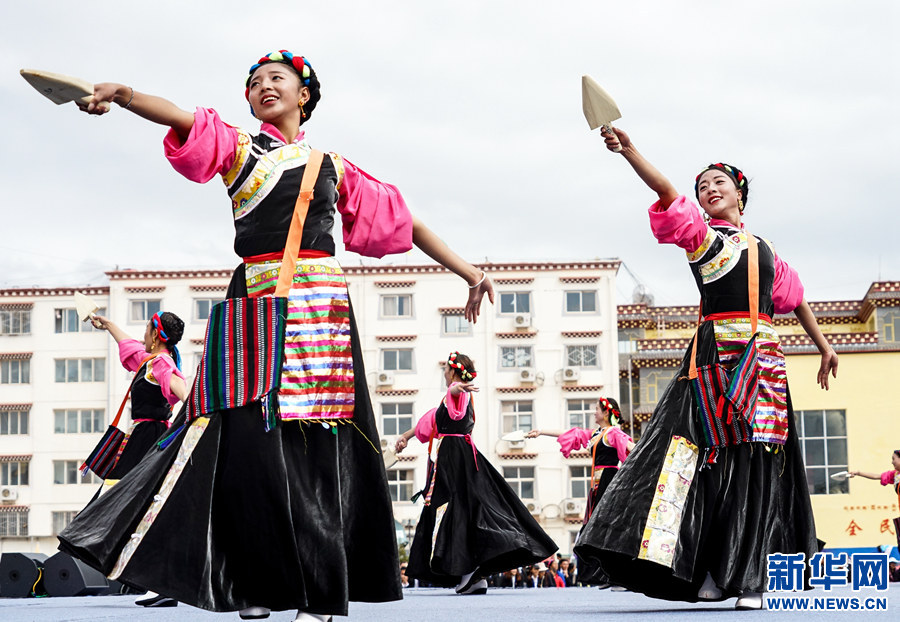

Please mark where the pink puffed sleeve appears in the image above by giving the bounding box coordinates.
[771,249,805,314]
[414,408,438,443]
[118,339,149,373]
[648,196,709,253]
[880,471,896,486]
[147,356,186,407]
[445,384,471,421]
[163,107,239,183]
[605,427,633,463]
[557,428,593,458]
[335,158,414,258]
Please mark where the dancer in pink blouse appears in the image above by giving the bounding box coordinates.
[58,51,493,622]
[574,126,837,610]
[395,353,556,595]
[850,450,900,504]
[528,397,633,586]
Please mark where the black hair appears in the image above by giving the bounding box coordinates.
[600,396,622,425]
[157,311,184,349]
[448,353,477,381]
[300,65,321,126]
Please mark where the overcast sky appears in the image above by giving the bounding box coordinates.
[1,1,896,307]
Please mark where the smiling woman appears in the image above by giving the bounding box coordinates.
[56,49,494,622]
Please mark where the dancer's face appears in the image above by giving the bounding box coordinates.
[594,402,610,427]
[142,321,158,352]
[247,63,309,123]
[696,170,742,221]
[892,452,900,470]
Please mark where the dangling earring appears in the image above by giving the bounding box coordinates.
[738,197,745,215]
[299,100,307,119]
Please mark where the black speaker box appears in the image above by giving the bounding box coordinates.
[43,552,109,597]
[0,552,48,598]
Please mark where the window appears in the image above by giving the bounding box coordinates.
[54,307,107,333]
[565,290,597,313]
[52,511,78,535]
[500,346,533,369]
[503,466,535,499]
[54,358,105,383]
[0,360,30,385]
[499,292,531,314]
[386,469,414,502]
[441,314,470,336]
[0,510,28,536]
[796,409,848,495]
[53,460,101,485]
[567,399,595,429]
[54,409,105,434]
[381,294,413,318]
[0,409,29,435]
[570,466,592,499]
[194,298,220,321]
[0,461,29,485]
[878,308,900,343]
[0,309,31,335]
[501,401,534,434]
[639,368,676,408]
[381,349,413,372]
[382,402,414,436]
[130,299,161,322]
[566,345,599,368]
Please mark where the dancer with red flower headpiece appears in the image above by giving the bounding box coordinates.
[527,396,633,586]
[56,51,493,622]
[395,352,557,595]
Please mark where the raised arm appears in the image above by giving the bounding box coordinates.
[80,82,194,141]
[90,315,130,344]
[600,127,679,209]
[793,299,839,390]
[849,471,882,480]
[526,429,565,438]
[411,215,494,323]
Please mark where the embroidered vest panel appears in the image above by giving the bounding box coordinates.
[686,226,776,317]
[590,429,619,468]
[222,130,344,258]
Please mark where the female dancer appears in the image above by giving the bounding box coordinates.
[57,51,493,622]
[527,396,633,586]
[91,312,187,480]
[90,312,187,608]
[849,450,900,501]
[574,126,838,610]
[394,353,557,595]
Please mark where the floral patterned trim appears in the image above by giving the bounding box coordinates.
[109,417,211,580]
[686,227,717,264]
[698,231,748,284]
[637,435,699,568]
[430,502,449,564]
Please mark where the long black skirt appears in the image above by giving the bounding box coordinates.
[574,323,818,601]
[59,277,401,616]
[406,438,557,587]
[107,420,169,479]
[573,466,616,585]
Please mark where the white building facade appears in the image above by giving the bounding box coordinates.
[0,260,619,556]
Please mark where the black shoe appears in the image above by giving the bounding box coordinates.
[136,594,177,607]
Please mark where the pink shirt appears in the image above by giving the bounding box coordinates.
[557,426,631,463]
[163,108,413,259]
[118,339,185,407]
[413,384,471,442]
[648,196,804,314]
[880,470,900,486]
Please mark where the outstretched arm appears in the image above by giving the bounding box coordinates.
[600,127,680,209]
[526,429,564,438]
[411,215,494,323]
[849,471,882,480]
[794,299,839,390]
[80,82,194,141]
[90,315,130,344]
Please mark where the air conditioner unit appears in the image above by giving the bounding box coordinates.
[519,368,536,383]
[562,366,581,381]
[0,486,18,502]
[525,502,541,515]
[562,498,583,516]
[513,313,532,328]
[376,371,395,386]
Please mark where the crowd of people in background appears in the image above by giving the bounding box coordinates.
[400,555,584,589]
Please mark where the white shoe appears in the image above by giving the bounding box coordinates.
[455,570,477,593]
[239,606,271,619]
[697,572,723,600]
[294,613,332,622]
[458,579,488,595]
[735,591,764,610]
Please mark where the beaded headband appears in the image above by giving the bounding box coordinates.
[694,162,748,203]
[447,352,477,382]
[244,50,312,98]
[598,397,620,424]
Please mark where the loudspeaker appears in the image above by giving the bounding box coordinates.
[43,552,109,597]
[0,552,48,598]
